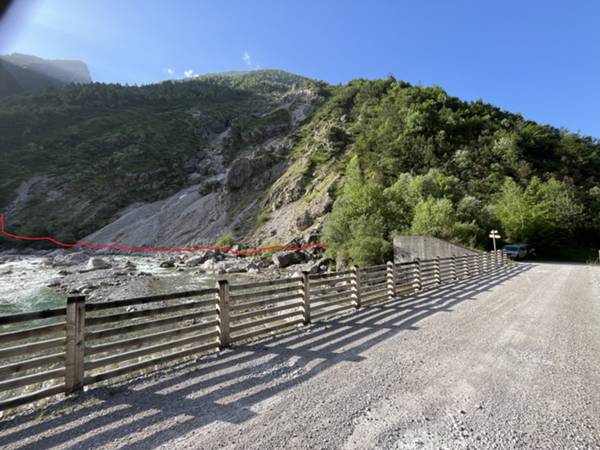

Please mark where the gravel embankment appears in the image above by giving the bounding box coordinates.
[1,262,599,449]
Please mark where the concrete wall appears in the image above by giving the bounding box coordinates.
[393,236,480,263]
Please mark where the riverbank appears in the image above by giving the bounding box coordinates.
[0,248,330,313]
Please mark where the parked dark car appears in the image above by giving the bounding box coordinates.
[503,243,536,259]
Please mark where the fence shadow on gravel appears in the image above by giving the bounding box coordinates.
[0,263,533,449]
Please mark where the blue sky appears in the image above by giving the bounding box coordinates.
[1,0,599,137]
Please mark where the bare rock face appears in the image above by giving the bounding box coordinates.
[295,210,313,231]
[225,158,253,190]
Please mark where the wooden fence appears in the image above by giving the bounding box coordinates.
[0,250,505,411]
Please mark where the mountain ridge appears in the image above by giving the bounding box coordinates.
[1,67,599,263]
[0,53,92,97]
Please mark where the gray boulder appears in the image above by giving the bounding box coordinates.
[160,259,176,268]
[186,252,213,267]
[305,257,333,274]
[272,251,305,268]
[86,257,111,271]
[54,252,89,267]
[295,210,313,231]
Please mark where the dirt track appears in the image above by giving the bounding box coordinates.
[1,262,599,449]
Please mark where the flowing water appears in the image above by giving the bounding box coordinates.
[0,257,65,315]
[0,255,256,315]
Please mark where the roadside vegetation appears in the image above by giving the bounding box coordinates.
[297,78,600,264]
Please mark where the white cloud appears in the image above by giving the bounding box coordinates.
[166,68,174,75]
[242,51,252,67]
[183,69,194,78]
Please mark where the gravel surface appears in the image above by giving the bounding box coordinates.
[1,262,599,449]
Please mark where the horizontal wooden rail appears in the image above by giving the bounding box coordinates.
[83,341,219,385]
[231,301,303,322]
[85,289,218,311]
[311,289,352,303]
[0,337,65,359]
[312,304,355,320]
[85,309,217,341]
[229,277,302,291]
[0,385,66,411]
[85,320,220,356]
[0,368,65,392]
[0,308,66,326]
[361,293,389,305]
[309,270,353,280]
[230,318,304,343]
[394,261,417,267]
[86,301,215,326]
[309,284,349,296]
[362,275,387,284]
[361,264,388,272]
[310,284,352,300]
[309,276,353,287]
[311,297,354,312]
[230,310,301,334]
[0,322,66,345]
[230,293,302,312]
[230,285,300,301]
[0,352,64,377]
[85,329,220,371]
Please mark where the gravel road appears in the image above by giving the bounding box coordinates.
[1,262,599,449]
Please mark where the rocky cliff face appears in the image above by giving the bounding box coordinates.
[84,89,320,248]
[0,70,333,250]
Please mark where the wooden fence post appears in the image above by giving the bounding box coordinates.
[414,258,422,291]
[301,270,311,324]
[65,295,85,395]
[351,266,361,309]
[451,255,457,281]
[386,261,395,300]
[217,279,231,348]
[434,256,441,285]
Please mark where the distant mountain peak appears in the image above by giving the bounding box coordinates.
[0,53,92,97]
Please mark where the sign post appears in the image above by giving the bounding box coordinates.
[489,229,501,251]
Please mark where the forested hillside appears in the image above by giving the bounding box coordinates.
[1,71,599,262]
[264,77,600,264]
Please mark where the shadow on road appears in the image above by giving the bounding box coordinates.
[0,264,533,449]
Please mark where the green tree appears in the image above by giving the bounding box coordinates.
[495,177,582,245]
[410,197,456,239]
[324,156,390,265]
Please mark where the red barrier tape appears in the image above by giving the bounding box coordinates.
[0,213,327,255]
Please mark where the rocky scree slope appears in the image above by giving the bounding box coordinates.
[0,70,331,249]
